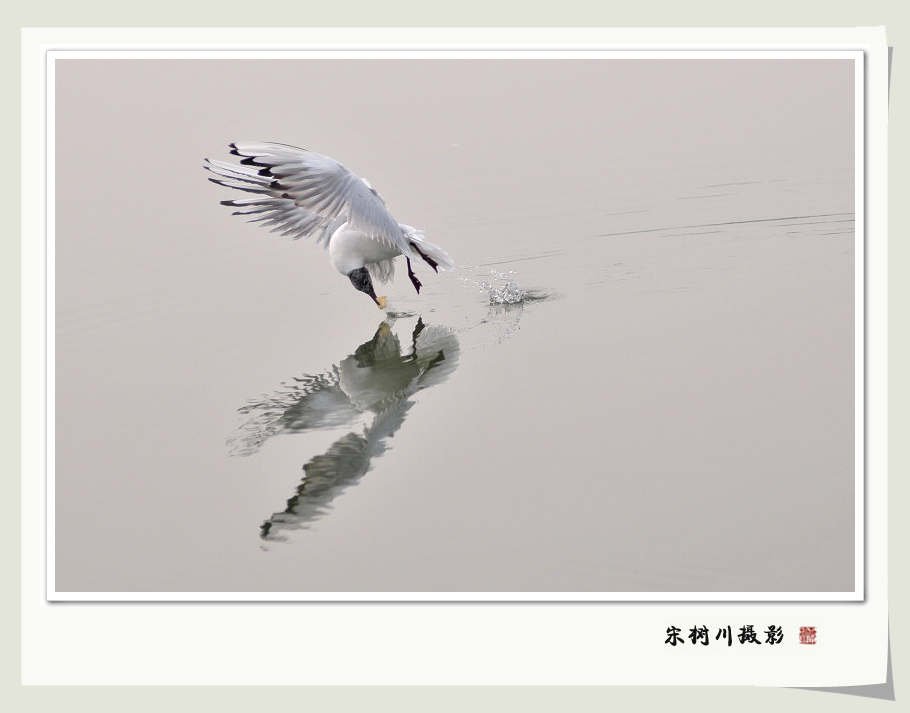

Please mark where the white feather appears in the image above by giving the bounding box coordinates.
[205,143,455,303]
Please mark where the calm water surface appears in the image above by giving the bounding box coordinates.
[54,58,855,593]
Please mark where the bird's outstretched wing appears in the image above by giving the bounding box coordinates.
[204,142,412,256]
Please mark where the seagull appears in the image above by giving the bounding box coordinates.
[204,142,455,308]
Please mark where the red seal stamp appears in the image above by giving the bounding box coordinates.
[799,627,817,645]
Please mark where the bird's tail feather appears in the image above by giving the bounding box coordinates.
[401,225,455,272]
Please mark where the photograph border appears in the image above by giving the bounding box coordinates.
[15,23,892,694]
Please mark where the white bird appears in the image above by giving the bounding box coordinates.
[204,142,455,308]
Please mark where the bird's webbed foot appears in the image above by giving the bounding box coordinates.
[407,258,422,294]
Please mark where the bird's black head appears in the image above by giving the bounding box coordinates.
[347,267,381,306]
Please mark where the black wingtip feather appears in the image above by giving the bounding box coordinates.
[239,157,272,170]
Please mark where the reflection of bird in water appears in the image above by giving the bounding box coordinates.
[229,318,459,541]
[205,142,455,308]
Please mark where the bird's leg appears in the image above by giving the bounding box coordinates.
[410,242,439,272]
[407,257,422,294]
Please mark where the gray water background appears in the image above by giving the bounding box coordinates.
[53,58,855,593]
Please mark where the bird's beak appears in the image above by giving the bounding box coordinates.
[375,295,388,310]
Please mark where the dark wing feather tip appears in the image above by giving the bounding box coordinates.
[209,143,410,254]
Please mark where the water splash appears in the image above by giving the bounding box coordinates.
[483,275,527,305]
[458,266,533,306]
[448,266,555,347]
